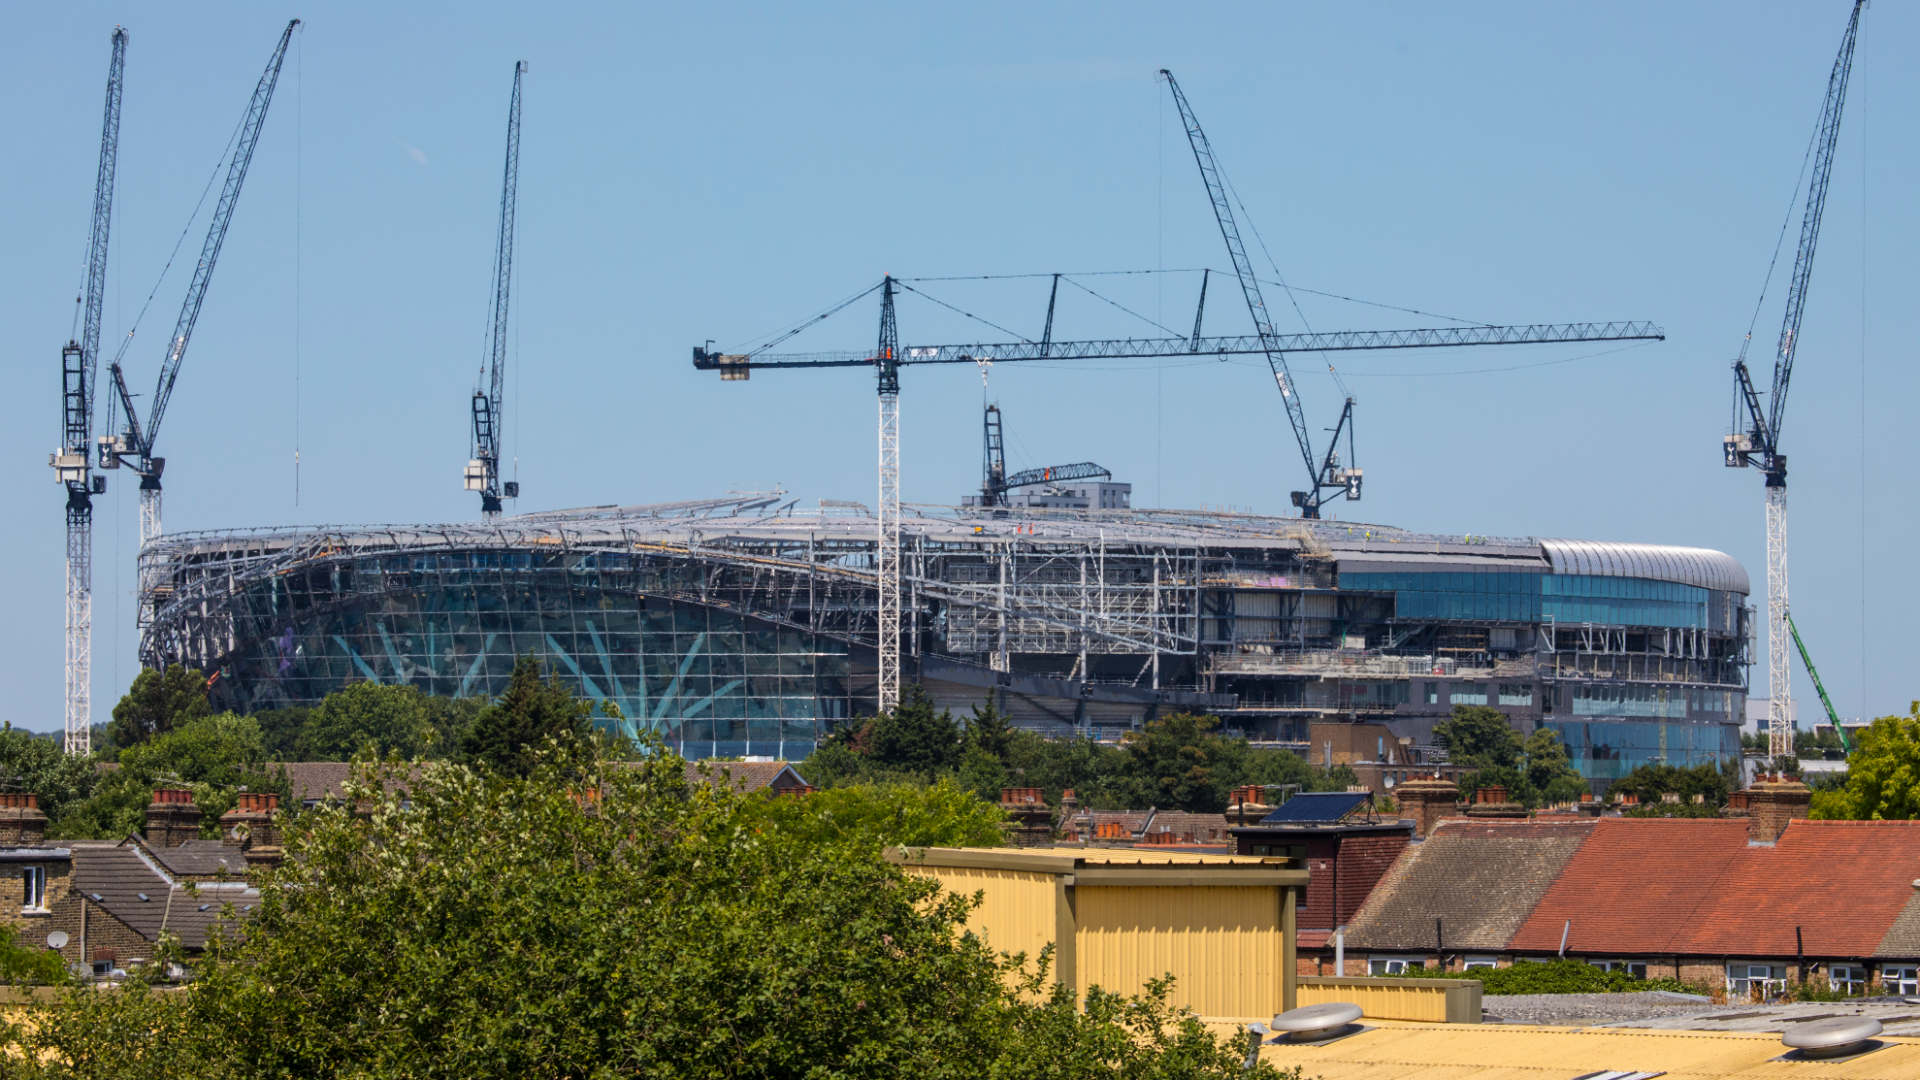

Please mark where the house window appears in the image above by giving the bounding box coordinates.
[1452,686,1489,707]
[20,866,44,911]
[1462,956,1498,971]
[1829,964,1867,995]
[1368,956,1428,976]
[1882,965,1919,995]
[1497,684,1534,707]
[1588,959,1648,979]
[1726,963,1787,1001]
[1424,683,1439,706]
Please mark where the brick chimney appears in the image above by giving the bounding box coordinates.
[1465,783,1528,820]
[216,792,283,871]
[998,787,1053,847]
[145,787,203,848]
[0,793,47,846]
[1227,784,1271,826]
[1744,779,1811,844]
[1394,776,1461,838]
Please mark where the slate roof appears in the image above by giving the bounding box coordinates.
[271,761,353,805]
[70,842,256,950]
[1139,811,1234,844]
[141,837,247,878]
[1345,819,1596,952]
[681,760,808,794]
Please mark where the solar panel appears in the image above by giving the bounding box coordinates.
[1259,791,1367,824]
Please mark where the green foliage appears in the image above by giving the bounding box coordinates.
[107,666,212,752]
[1608,761,1736,809]
[49,714,285,840]
[738,777,1008,850]
[861,686,965,776]
[248,707,310,761]
[0,725,94,822]
[8,746,1291,1079]
[1810,704,1920,820]
[1115,713,1239,813]
[296,683,436,761]
[0,921,69,985]
[457,655,593,778]
[1402,959,1700,995]
[1434,706,1522,771]
[806,691,1358,814]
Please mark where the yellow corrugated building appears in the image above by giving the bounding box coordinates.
[888,846,1307,1018]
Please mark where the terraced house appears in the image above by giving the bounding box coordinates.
[1337,793,1920,996]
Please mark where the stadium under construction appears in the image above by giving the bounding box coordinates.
[139,491,1750,784]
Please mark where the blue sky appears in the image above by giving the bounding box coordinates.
[6,2,1912,734]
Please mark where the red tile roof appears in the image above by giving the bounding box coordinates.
[1509,818,1750,956]
[1679,820,1920,958]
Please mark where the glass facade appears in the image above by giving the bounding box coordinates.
[1340,571,1725,630]
[1544,720,1740,782]
[203,549,850,759]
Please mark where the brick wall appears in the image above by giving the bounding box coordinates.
[0,857,72,955]
[40,895,152,972]
[1334,833,1411,925]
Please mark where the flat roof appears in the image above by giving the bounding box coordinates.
[1210,1017,1920,1079]
[888,845,1308,885]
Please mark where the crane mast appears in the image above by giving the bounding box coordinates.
[978,402,1110,507]
[52,27,127,756]
[1724,0,1862,760]
[1161,69,1357,517]
[466,61,526,517]
[874,277,901,712]
[102,18,298,555]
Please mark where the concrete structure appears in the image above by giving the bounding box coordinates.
[888,845,1308,1018]
[140,494,1750,778]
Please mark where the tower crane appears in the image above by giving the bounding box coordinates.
[51,27,127,756]
[977,404,1110,508]
[465,61,526,517]
[101,19,298,557]
[696,282,1661,710]
[1160,69,1361,517]
[1724,1,1862,760]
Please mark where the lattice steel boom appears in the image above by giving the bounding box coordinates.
[101,19,298,551]
[53,27,127,756]
[466,61,526,517]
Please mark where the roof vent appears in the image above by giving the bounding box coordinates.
[135,892,149,902]
[1268,1001,1363,1044]
[1781,1016,1882,1060]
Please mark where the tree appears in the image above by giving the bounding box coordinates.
[459,655,593,779]
[1433,705,1522,771]
[1521,728,1585,804]
[296,683,435,761]
[107,666,212,752]
[9,745,1289,1079]
[739,778,1008,850]
[0,725,94,821]
[1118,713,1237,812]
[1811,704,1920,820]
[861,686,964,776]
[50,713,286,840]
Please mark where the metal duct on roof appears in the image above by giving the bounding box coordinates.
[1539,539,1749,595]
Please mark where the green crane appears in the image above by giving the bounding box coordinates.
[1785,611,1847,752]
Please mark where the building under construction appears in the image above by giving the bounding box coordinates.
[140,493,1749,783]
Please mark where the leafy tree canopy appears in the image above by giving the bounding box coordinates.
[296,683,436,761]
[0,725,94,821]
[50,713,285,840]
[737,777,1007,850]
[1811,704,1920,820]
[458,655,594,778]
[9,745,1288,1079]
[107,666,212,753]
[1434,706,1522,772]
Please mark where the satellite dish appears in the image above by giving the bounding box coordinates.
[45,930,67,950]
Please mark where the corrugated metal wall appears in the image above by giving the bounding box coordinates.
[913,864,1059,979]
[1074,885,1284,1018]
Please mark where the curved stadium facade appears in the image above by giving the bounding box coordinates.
[140,493,1750,783]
